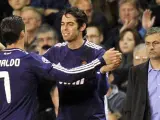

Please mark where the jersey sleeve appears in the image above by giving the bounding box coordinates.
[43,43,63,64]
[31,52,106,83]
[94,47,106,69]
[97,72,109,96]
[43,46,56,63]
[30,52,56,82]
[50,57,106,83]
[97,49,105,60]
[95,47,109,96]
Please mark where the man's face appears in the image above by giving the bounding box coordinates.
[37,31,57,55]
[133,48,148,66]
[86,26,102,45]
[61,14,80,42]
[75,1,93,23]
[119,2,138,23]
[37,31,57,48]
[145,33,160,60]
[8,0,29,10]
[119,31,136,54]
[21,10,41,32]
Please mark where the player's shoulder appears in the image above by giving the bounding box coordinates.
[44,42,67,54]
[84,40,104,50]
[54,42,68,48]
[0,48,29,58]
[29,52,51,64]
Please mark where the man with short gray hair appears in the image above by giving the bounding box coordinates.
[35,24,58,55]
[123,27,160,120]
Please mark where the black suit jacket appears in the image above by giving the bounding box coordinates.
[122,61,151,120]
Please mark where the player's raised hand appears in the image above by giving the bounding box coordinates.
[103,48,122,65]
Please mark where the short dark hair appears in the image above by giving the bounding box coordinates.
[0,16,25,45]
[61,7,88,37]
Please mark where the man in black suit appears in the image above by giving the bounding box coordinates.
[123,27,160,120]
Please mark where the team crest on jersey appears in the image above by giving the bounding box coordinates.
[42,57,50,63]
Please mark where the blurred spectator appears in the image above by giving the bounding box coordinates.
[150,0,160,5]
[106,0,119,26]
[104,0,155,50]
[112,28,142,92]
[35,25,58,120]
[86,24,104,47]
[72,0,111,43]
[0,0,12,45]
[35,24,58,55]
[119,28,142,54]
[92,0,115,26]
[156,0,160,4]
[20,7,42,52]
[0,0,12,22]
[118,0,142,32]
[31,0,70,15]
[148,0,160,27]
[69,0,76,6]
[133,43,149,66]
[36,24,58,120]
[35,24,58,119]
[72,0,93,23]
[8,0,31,16]
[106,72,126,118]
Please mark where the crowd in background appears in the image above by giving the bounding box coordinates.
[0,0,159,120]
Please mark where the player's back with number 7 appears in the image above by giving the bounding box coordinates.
[0,48,53,120]
[0,16,59,120]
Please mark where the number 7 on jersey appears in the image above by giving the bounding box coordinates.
[0,71,11,103]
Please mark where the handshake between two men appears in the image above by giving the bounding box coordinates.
[101,48,122,74]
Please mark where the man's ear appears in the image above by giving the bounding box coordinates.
[19,30,25,39]
[79,23,87,32]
